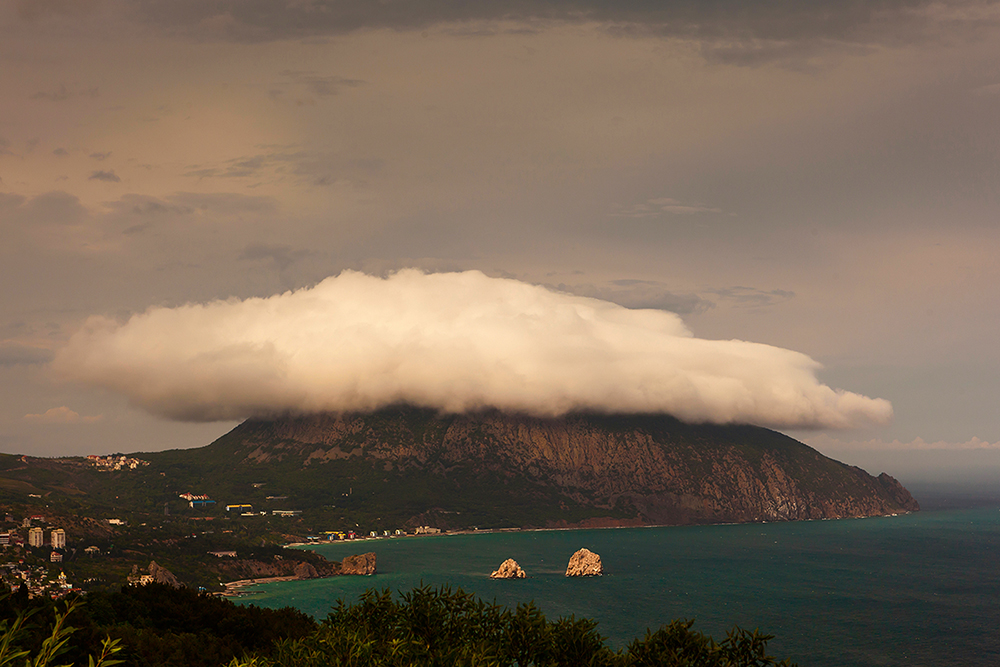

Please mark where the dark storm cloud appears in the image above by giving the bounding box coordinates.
[89,170,121,182]
[0,343,54,367]
[129,0,990,59]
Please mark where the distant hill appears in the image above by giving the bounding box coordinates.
[0,407,918,531]
[137,407,917,529]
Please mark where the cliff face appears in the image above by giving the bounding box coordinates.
[215,558,340,581]
[213,408,918,527]
[215,553,376,581]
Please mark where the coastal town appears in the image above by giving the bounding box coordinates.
[0,512,81,599]
[84,454,151,471]
[0,450,453,595]
[0,499,425,595]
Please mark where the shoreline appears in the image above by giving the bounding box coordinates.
[225,511,917,594]
[218,575,299,597]
[280,510,916,551]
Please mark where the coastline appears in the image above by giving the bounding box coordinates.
[218,575,299,597]
[281,510,916,551]
[222,507,998,667]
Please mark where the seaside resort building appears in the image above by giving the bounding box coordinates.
[51,529,66,549]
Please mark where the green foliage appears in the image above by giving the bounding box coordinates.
[0,585,315,667]
[76,583,317,667]
[0,596,122,667]
[224,585,797,667]
[1,586,796,667]
[625,621,795,667]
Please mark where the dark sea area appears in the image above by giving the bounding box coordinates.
[237,496,1000,666]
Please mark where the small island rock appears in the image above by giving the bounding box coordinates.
[490,558,526,579]
[565,548,602,577]
[341,552,377,575]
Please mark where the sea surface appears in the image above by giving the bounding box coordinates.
[236,505,1000,666]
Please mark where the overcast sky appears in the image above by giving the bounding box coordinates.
[2,1,1000,488]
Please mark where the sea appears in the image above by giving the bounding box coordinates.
[236,499,1000,666]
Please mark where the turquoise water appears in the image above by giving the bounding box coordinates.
[237,507,1000,666]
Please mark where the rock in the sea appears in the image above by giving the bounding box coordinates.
[490,558,526,579]
[565,548,602,577]
[341,552,377,575]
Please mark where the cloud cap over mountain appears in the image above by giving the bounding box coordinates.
[52,270,892,429]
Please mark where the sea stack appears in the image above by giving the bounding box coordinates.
[565,548,602,577]
[490,558,527,579]
[341,552,377,575]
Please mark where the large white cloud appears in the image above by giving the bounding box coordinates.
[52,270,892,428]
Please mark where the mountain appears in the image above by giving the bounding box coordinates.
[146,407,917,529]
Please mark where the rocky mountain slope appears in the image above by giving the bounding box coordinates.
[187,407,918,528]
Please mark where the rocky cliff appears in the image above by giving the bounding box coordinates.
[215,552,376,581]
[200,407,918,528]
[148,561,182,587]
[341,552,377,575]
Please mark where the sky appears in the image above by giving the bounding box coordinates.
[2,0,1000,490]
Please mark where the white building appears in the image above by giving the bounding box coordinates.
[27,527,44,547]
[51,529,66,549]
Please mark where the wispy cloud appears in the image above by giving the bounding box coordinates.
[0,342,54,366]
[238,243,311,271]
[555,279,712,315]
[805,434,1000,451]
[709,286,796,308]
[88,170,121,182]
[275,70,365,98]
[184,149,380,187]
[128,0,1000,64]
[610,197,723,218]
[30,84,99,102]
[23,406,102,424]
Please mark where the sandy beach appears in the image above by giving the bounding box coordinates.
[219,575,298,597]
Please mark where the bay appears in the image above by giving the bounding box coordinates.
[237,506,1000,666]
